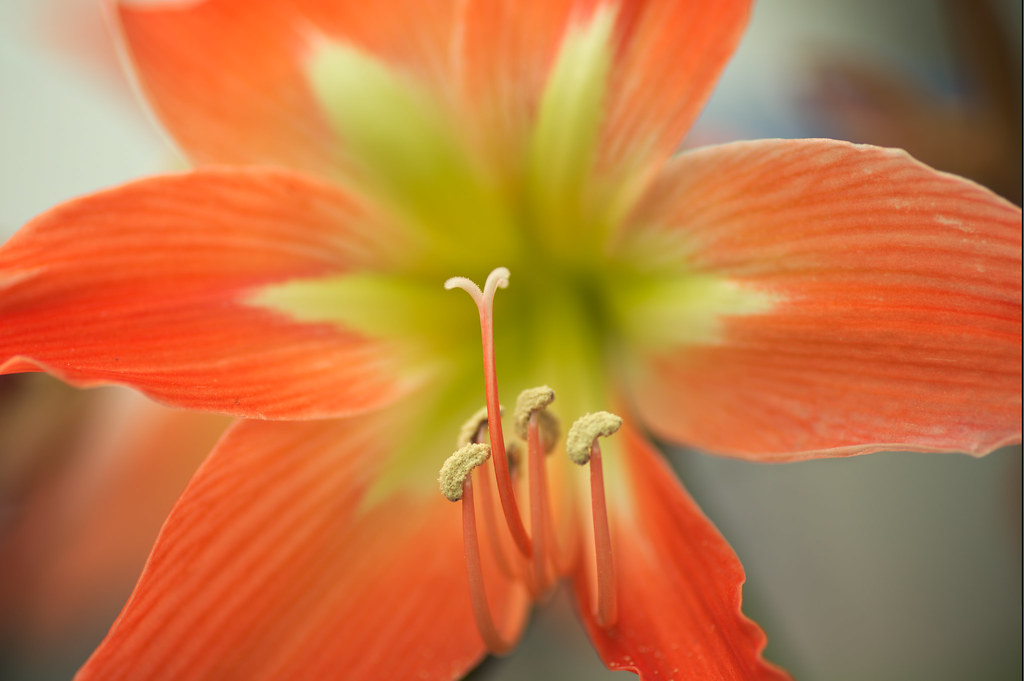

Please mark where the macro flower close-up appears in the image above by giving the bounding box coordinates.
[0,1,1021,680]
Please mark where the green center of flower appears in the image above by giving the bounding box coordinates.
[246,9,774,496]
[258,10,626,411]
[303,7,620,269]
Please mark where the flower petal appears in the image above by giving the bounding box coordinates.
[76,413,527,681]
[598,0,751,199]
[460,0,751,206]
[115,0,462,175]
[458,0,587,176]
[619,139,1022,459]
[575,421,790,680]
[0,168,409,419]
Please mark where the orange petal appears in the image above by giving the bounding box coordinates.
[575,420,790,680]
[459,0,583,172]
[0,389,228,643]
[0,168,407,419]
[76,413,527,680]
[460,1,750,196]
[598,0,751,190]
[622,139,1022,459]
[115,0,462,175]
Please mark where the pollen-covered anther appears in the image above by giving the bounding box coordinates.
[505,439,523,473]
[567,411,623,465]
[438,443,491,502]
[514,386,560,453]
[457,405,503,448]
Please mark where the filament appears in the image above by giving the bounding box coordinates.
[462,477,523,655]
[527,412,551,595]
[588,440,617,628]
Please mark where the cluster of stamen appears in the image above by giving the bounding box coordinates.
[440,267,620,654]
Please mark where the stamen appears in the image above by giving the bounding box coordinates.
[526,412,553,594]
[566,411,622,465]
[515,390,576,575]
[458,405,523,580]
[439,443,491,502]
[514,386,562,594]
[457,404,502,448]
[462,478,522,655]
[445,267,531,556]
[439,443,523,655]
[567,411,622,628]
[505,439,523,475]
[514,385,560,453]
[476,457,524,581]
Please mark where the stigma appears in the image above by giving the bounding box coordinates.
[440,266,621,653]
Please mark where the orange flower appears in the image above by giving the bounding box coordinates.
[0,2,1020,679]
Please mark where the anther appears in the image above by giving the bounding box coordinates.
[566,411,622,628]
[505,439,523,473]
[445,267,531,556]
[439,443,491,502]
[513,385,560,453]
[457,405,502,448]
[438,442,524,655]
[567,411,622,465]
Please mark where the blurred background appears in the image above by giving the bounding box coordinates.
[0,0,1020,679]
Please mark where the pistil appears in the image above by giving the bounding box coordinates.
[446,268,532,556]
